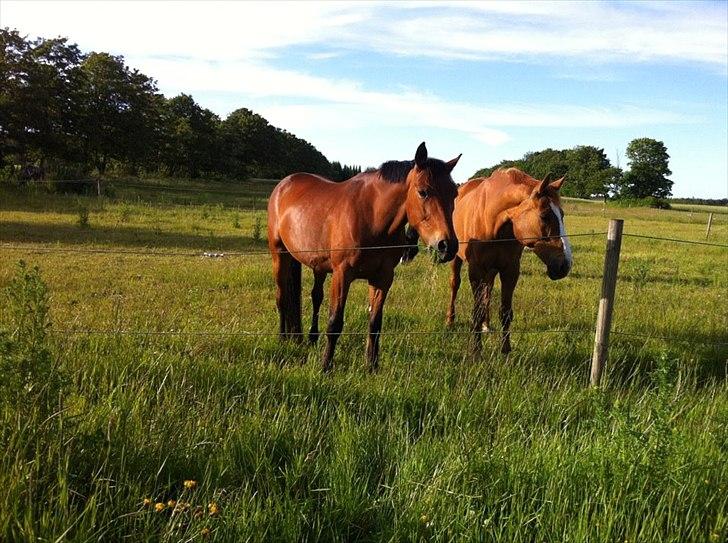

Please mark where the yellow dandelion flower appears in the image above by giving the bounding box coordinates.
[155,502,166,513]
[143,498,152,507]
[184,480,198,489]
[167,500,177,508]
[201,527,211,538]
[208,502,220,516]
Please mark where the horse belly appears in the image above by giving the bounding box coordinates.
[278,206,335,272]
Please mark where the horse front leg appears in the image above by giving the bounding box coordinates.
[446,256,462,326]
[499,264,520,354]
[322,267,352,372]
[366,271,393,372]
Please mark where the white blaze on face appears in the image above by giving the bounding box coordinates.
[549,201,572,270]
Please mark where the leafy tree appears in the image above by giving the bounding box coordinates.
[564,146,622,199]
[159,94,220,178]
[1,28,335,181]
[622,138,673,198]
[75,52,162,174]
[0,29,84,170]
[471,146,625,199]
[220,108,276,178]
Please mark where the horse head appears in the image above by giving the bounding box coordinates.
[404,142,461,263]
[505,176,572,280]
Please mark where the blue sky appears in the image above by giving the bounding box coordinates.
[3,0,727,197]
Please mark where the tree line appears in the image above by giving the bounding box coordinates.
[471,139,674,201]
[2,28,677,199]
[0,28,362,182]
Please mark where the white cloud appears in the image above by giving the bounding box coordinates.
[4,0,726,68]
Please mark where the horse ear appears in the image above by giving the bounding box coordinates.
[445,153,462,173]
[534,178,549,197]
[415,142,428,169]
[549,176,565,191]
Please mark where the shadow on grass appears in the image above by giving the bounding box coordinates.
[0,220,264,252]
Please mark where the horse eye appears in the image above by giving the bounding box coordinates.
[418,189,429,199]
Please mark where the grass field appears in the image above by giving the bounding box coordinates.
[1,179,727,542]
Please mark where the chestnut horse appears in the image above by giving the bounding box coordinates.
[268,143,461,372]
[446,168,572,354]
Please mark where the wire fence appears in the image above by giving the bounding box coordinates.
[2,181,727,352]
[2,230,726,258]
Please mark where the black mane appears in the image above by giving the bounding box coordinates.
[378,160,414,183]
[376,158,451,184]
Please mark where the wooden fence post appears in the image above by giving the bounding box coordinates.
[590,219,624,387]
[706,212,713,240]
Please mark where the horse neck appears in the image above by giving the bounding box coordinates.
[368,177,409,236]
[482,173,534,235]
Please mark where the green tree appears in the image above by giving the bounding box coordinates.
[76,52,162,174]
[564,146,622,199]
[0,29,85,172]
[622,138,673,199]
[159,94,220,178]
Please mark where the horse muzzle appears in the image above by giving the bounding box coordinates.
[547,259,571,280]
[435,238,458,263]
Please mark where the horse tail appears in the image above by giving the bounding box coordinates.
[271,238,303,341]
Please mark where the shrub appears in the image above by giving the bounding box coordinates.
[0,262,64,413]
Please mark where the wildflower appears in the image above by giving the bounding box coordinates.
[155,502,166,513]
[167,499,177,508]
[201,527,211,538]
[143,498,152,507]
[184,480,198,489]
[208,502,220,516]
[420,514,429,524]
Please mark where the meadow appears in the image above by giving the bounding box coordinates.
[1,179,727,542]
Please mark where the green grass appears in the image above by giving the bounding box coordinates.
[1,179,727,542]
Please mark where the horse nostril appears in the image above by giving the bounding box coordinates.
[437,240,448,254]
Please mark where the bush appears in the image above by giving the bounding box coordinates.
[611,197,671,209]
[0,262,65,414]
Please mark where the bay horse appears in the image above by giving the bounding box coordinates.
[268,142,461,372]
[446,168,572,355]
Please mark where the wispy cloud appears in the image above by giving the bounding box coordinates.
[6,1,727,69]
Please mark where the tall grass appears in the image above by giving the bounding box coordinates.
[0,181,726,541]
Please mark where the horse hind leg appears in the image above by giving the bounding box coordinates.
[286,258,303,342]
[309,271,326,344]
